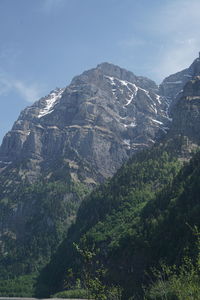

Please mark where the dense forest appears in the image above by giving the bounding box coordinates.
[1,59,200,299]
[33,135,200,299]
[0,133,199,299]
[0,159,89,279]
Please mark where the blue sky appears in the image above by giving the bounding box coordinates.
[0,0,200,142]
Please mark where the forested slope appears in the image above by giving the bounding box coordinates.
[35,138,185,298]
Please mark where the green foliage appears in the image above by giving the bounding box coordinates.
[0,274,36,297]
[0,167,89,280]
[36,144,183,298]
[73,239,122,300]
[51,288,89,299]
[3,108,200,300]
[144,228,200,300]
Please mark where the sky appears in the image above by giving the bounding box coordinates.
[0,0,200,143]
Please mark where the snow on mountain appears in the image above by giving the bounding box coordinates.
[38,88,65,118]
[0,62,171,183]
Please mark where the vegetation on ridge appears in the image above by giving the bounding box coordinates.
[0,159,89,279]
[35,141,185,298]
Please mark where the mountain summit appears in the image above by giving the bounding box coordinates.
[0,63,170,184]
[0,59,200,285]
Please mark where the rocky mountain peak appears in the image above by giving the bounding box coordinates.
[182,75,200,97]
[158,54,200,120]
[96,62,138,83]
[1,58,200,283]
[71,62,158,93]
[189,55,200,76]
[71,62,137,83]
[169,75,200,148]
[0,63,170,184]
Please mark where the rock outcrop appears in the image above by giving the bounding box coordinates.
[170,75,200,145]
[0,62,170,184]
[159,56,200,115]
[2,58,200,278]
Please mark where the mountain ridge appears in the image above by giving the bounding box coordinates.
[0,62,171,184]
[0,61,173,280]
[35,58,200,299]
[0,57,200,298]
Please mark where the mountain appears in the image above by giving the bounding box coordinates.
[36,141,200,299]
[0,62,170,184]
[159,54,200,114]
[35,58,200,299]
[0,62,172,279]
[1,57,200,298]
[170,74,200,145]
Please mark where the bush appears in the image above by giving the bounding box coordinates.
[51,288,89,298]
[144,228,200,300]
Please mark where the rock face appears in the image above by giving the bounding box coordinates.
[159,56,200,114]
[0,62,170,184]
[170,75,200,145]
[2,58,200,278]
[0,62,173,276]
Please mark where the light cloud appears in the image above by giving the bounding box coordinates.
[121,0,200,82]
[0,74,43,103]
[12,80,42,102]
[150,0,200,80]
[119,37,146,48]
[152,38,199,81]
[152,0,200,36]
[0,76,11,96]
[41,0,66,13]
[0,46,42,102]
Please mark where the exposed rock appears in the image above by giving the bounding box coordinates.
[0,63,170,184]
[170,75,200,146]
[3,59,199,277]
[159,56,200,115]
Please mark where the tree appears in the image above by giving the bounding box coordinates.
[73,237,122,300]
[144,226,200,300]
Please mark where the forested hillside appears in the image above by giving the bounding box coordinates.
[1,58,200,299]
[0,62,172,280]
[35,135,189,297]
[0,159,89,278]
[35,69,200,299]
[35,139,200,299]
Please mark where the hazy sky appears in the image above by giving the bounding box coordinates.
[0,0,200,142]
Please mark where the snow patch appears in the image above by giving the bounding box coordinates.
[151,118,163,125]
[0,161,12,165]
[123,139,131,149]
[163,126,169,132]
[105,76,138,106]
[175,89,184,98]
[124,122,136,128]
[156,95,161,104]
[165,101,172,121]
[149,139,155,144]
[105,76,116,86]
[124,83,138,106]
[38,88,64,118]
[150,104,157,114]
[125,93,134,106]
[16,120,23,125]
[165,81,182,84]
[47,126,59,130]
[138,87,158,111]
[184,74,192,78]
